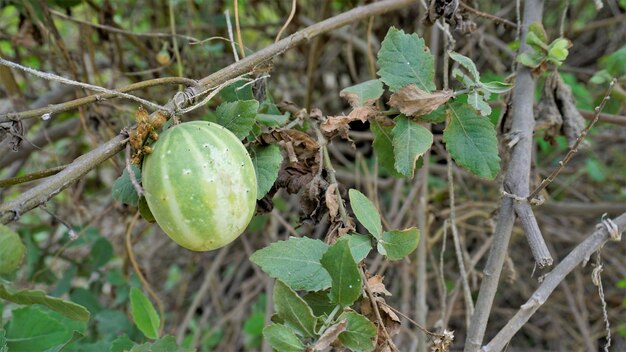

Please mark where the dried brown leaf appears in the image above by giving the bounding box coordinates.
[388,85,453,117]
[321,106,377,139]
[367,275,392,296]
[313,319,347,350]
[325,183,339,222]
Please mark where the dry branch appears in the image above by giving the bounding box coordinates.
[465,0,546,350]
[483,212,626,351]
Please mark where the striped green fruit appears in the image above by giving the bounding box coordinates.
[142,121,257,251]
[0,224,26,274]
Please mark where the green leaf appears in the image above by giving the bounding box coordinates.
[379,228,421,260]
[338,311,376,352]
[448,51,480,81]
[371,120,403,177]
[528,22,548,44]
[70,288,102,315]
[452,68,475,88]
[110,335,135,352]
[5,306,85,352]
[590,69,612,85]
[138,196,156,223]
[468,91,492,116]
[43,330,84,352]
[273,280,317,338]
[419,106,447,123]
[337,233,372,263]
[525,31,549,51]
[263,324,306,352]
[547,38,571,63]
[220,80,254,102]
[111,165,141,207]
[250,237,331,291]
[377,27,435,92]
[480,81,513,94]
[129,287,160,340]
[320,240,362,307]
[302,291,335,317]
[257,113,289,127]
[340,80,384,106]
[216,100,259,139]
[443,102,500,179]
[250,144,283,199]
[0,284,90,322]
[517,51,545,69]
[392,115,433,177]
[0,330,7,352]
[348,189,382,238]
[129,335,187,352]
[0,224,25,275]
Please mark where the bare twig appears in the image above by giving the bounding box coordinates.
[459,2,518,28]
[49,9,201,42]
[0,77,198,123]
[0,164,66,188]
[482,212,626,351]
[0,58,167,112]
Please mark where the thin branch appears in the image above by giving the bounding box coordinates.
[49,8,201,43]
[0,165,66,188]
[482,212,626,352]
[459,2,518,28]
[0,77,198,123]
[0,58,167,112]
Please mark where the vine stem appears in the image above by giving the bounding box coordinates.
[125,211,165,336]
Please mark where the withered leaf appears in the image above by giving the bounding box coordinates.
[321,106,377,139]
[388,85,453,117]
[325,183,339,222]
[312,319,347,350]
[535,72,586,147]
[367,275,392,296]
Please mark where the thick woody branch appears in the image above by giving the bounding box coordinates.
[483,212,626,351]
[0,135,127,224]
[464,0,546,350]
[0,0,416,225]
